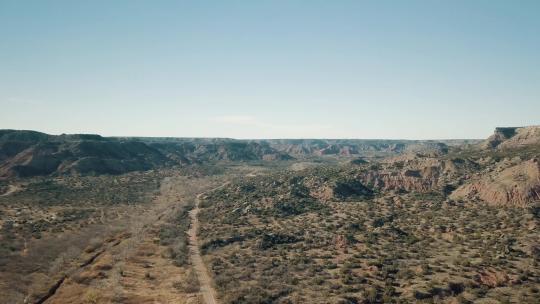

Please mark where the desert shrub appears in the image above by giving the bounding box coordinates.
[201,235,246,254]
[226,285,292,304]
[84,237,102,253]
[48,246,81,275]
[529,203,540,219]
[364,287,378,303]
[447,281,465,295]
[372,217,386,228]
[414,290,431,300]
[272,198,324,217]
[159,204,192,266]
[396,268,414,280]
[339,296,360,304]
[176,269,200,293]
[171,241,189,266]
[84,289,100,304]
[256,233,301,250]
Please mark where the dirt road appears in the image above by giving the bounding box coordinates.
[188,191,220,304]
[35,175,225,304]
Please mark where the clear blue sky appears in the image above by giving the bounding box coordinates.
[1,1,538,139]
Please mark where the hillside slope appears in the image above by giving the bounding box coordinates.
[0,130,290,179]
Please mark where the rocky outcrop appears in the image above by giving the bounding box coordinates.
[359,155,475,193]
[498,126,540,149]
[451,158,540,206]
[482,126,540,149]
[482,127,518,149]
[360,169,440,192]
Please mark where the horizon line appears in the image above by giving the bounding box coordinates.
[0,128,485,141]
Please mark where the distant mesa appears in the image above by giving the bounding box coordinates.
[0,130,289,179]
[0,126,540,192]
[0,130,470,179]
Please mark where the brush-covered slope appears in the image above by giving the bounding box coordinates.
[0,130,170,178]
[450,158,540,207]
[0,130,292,178]
[447,126,540,206]
[198,163,540,304]
[260,139,468,158]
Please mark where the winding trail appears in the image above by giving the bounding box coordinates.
[189,184,228,304]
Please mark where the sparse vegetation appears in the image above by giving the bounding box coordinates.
[1,127,539,303]
[198,159,540,303]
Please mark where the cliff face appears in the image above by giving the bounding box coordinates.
[451,158,540,207]
[365,155,540,207]
[360,169,440,192]
[498,126,540,149]
[358,155,476,193]
[482,126,540,149]
[454,126,540,206]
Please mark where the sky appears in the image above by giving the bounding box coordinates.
[1,0,539,139]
